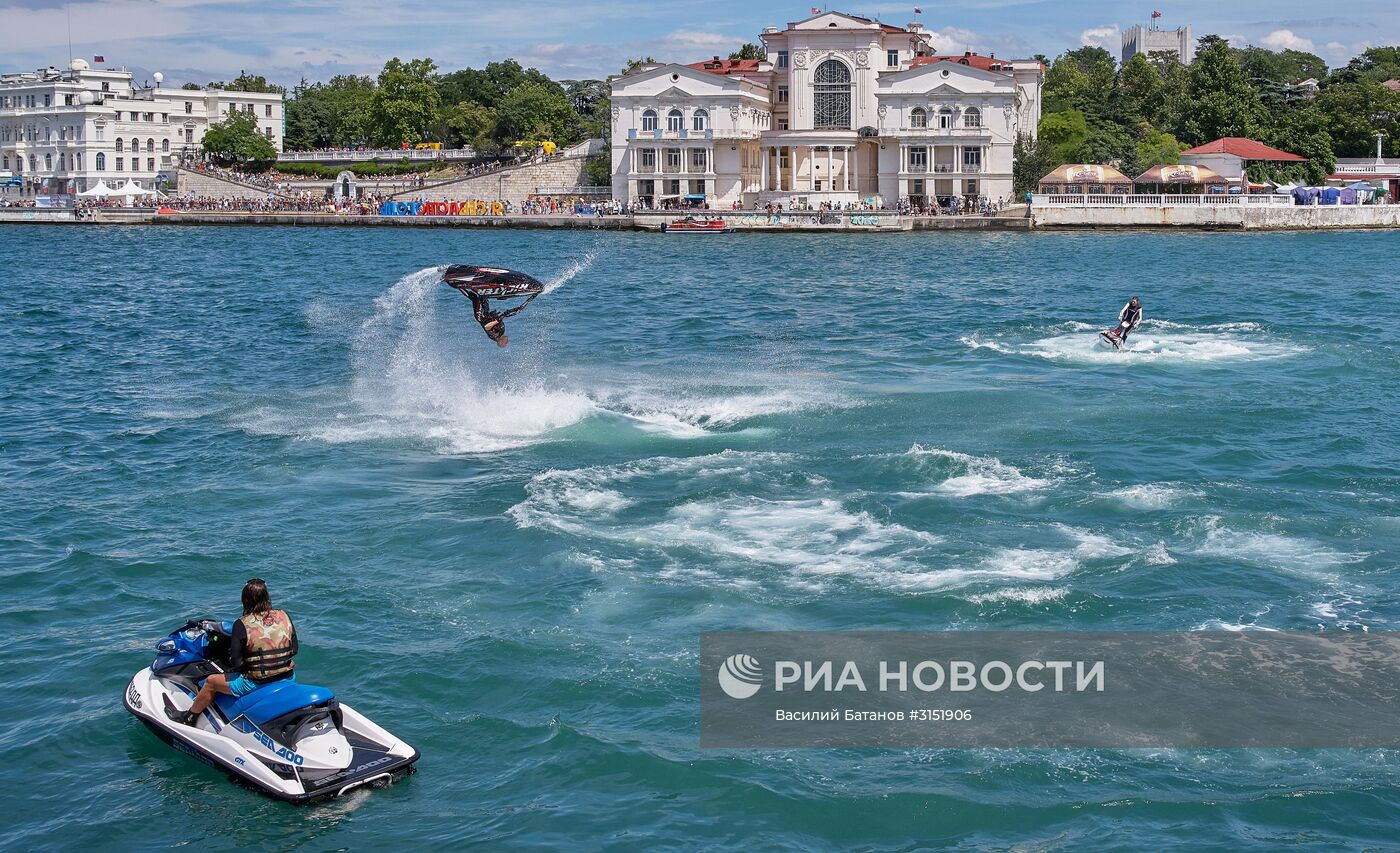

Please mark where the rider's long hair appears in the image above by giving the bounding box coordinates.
[241,578,273,616]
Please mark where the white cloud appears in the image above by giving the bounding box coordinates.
[922,27,987,55]
[1079,25,1120,51]
[1259,29,1315,52]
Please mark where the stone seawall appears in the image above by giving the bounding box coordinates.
[391,156,590,203]
[1033,204,1400,230]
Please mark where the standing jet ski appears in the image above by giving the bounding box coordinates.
[124,619,419,803]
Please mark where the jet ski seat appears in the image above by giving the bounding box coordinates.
[214,681,336,726]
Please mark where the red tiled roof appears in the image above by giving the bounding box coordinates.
[911,53,1012,73]
[1383,79,1400,92]
[1179,137,1307,161]
[688,58,764,76]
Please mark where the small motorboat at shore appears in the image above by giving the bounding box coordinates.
[125,619,419,803]
[660,216,729,233]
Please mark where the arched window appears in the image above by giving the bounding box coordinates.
[667,109,683,132]
[813,60,852,129]
[96,153,105,170]
[692,108,708,131]
[115,138,124,152]
[146,138,155,152]
[938,107,953,129]
[130,138,139,152]
[162,139,170,152]
[964,107,981,128]
[45,153,52,170]
[641,109,657,131]
[910,107,927,129]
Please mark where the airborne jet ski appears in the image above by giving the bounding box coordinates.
[124,619,419,803]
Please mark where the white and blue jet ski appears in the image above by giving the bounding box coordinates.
[124,620,419,803]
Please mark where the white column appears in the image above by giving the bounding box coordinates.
[761,148,769,191]
[852,145,859,195]
[826,147,832,193]
[789,146,796,192]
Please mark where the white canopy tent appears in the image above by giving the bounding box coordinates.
[115,180,158,206]
[78,181,117,197]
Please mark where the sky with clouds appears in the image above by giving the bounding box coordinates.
[3,0,1395,87]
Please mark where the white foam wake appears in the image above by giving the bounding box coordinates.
[240,268,838,452]
[542,251,595,293]
[898,445,1056,497]
[962,320,1306,365]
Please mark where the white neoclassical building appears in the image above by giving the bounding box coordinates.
[0,60,283,201]
[609,12,1043,208]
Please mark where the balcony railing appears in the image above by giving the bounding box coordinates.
[627,128,715,140]
[1033,193,1294,206]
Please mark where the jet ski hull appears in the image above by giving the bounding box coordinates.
[125,664,419,803]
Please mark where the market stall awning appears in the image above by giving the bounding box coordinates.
[1134,163,1228,184]
[1038,163,1132,185]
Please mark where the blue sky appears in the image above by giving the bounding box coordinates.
[4,1,1395,86]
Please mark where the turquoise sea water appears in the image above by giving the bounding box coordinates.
[2,225,1398,850]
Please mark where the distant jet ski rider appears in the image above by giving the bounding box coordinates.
[1105,296,1143,346]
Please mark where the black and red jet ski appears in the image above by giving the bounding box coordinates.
[441,265,544,300]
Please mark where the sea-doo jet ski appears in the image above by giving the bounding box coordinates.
[124,619,419,803]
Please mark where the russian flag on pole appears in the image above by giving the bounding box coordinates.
[93,54,105,62]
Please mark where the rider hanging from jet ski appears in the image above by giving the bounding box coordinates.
[170,578,297,726]
[1103,296,1143,347]
[441,265,545,347]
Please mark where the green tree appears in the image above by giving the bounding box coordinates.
[1135,128,1183,169]
[1038,109,1089,160]
[369,57,441,145]
[493,81,577,146]
[730,43,765,60]
[438,60,563,110]
[1110,53,1164,126]
[1012,132,1061,195]
[436,100,496,151]
[180,82,201,91]
[1259,105,1336,184]
[1235,47,1327,85]
[1180,38,1265,143]
[1328,46,1400,85]
[1043,47,1116,119]
[283,75,375,149]
[201,110,277,168]
[1314,80,1400,157]
[621,57,658,75]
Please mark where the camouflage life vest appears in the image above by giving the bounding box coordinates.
[240,609,295,681]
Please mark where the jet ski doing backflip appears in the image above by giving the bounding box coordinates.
[442,264,545,347]
[1100,296,1143,350]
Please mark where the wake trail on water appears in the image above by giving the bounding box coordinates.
[961,319,1308,365]
[240,266,842,452]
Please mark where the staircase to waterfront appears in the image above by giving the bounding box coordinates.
[175,167,296,200]
[388,151,596,203]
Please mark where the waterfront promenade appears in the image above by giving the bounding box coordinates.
[8,204,1400,230]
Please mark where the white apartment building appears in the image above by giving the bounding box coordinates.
[0,59,284,201]
[609,12,1043,208]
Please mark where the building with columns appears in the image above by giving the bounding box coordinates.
[609,11,1043,208]
[0,59,283,202]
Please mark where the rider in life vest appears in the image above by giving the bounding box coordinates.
[1106,296,1143,344]
[172,578,299,726]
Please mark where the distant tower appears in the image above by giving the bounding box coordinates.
[1121,19,1194,65]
